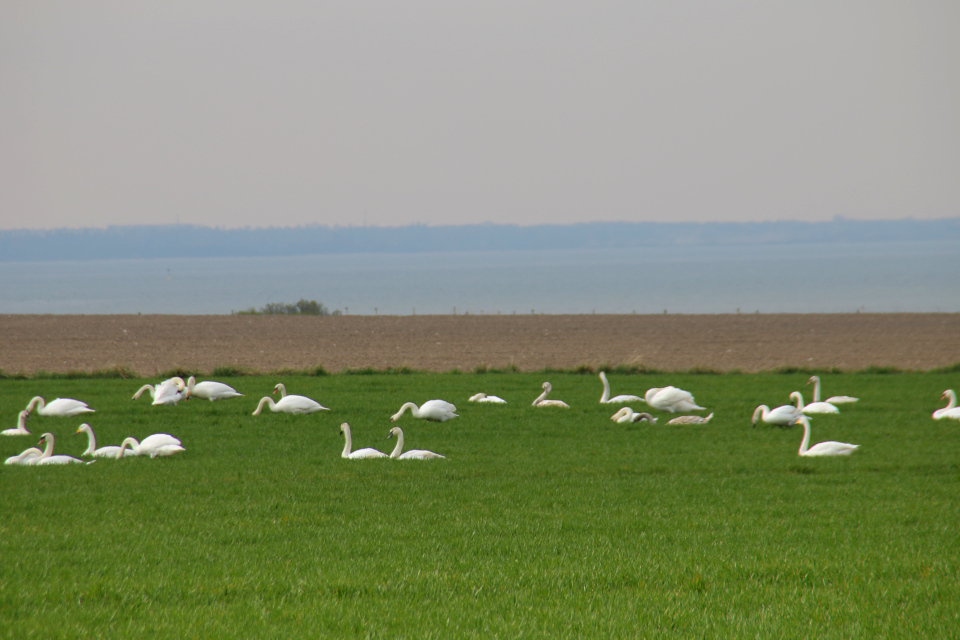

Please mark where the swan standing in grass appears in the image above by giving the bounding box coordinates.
[34,433,83,465]
[532,382,570,408]
[387,426,445,459]
[933,390,960,420]
[790,391,839,415]
[2,411,31,436]
[599,372,644,404]
[469,393,507,404]
[795,417,859,457]
[644,386,705,413]
[610,407,657,423]
[391,400,458,422]
[185,376,243,401]
[807,376,859,404]
[76,423,134,458]
[151,377,186,406]
[4,446,43,465]
[752,404,804,427]
[667,413,715,425]
[116,434,184,458]
[24,396,94,417]
[340,423,387,459]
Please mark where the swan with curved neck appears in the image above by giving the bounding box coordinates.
[24,396,94,417]
[390,400,458,422]
[151,377,186,406]
[387,427,445,459]
[2,411,31,436]
[599,372,644,404]
[790,391,839,415]
[807,376,858,404]
[253,393,328,415]
[132,384,157,401]
[469,393,507,404]
[532,382,569,408]
[752,404,803,427]
[644,386,704,413]
[933,390,960,420]
[667,413,714,425]
[185,376,243,401]
[4,446,43,465]
[796,417,859,457]
[76,423,134,458]
[610,407,657,423]
[340,423,387,459]
[35,432,83,465]
[116,434,184,459]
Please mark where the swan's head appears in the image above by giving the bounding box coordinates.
[38,432,54,446]
[75,423,91,435]
[18,410,29,423]
[340,423,349,436]
[542,382,552,392]
[790,391,803,406]
[388,426,402,439]
[273,383,283,395]
[807,376,818,385]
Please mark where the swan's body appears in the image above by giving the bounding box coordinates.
[388,426,445,459]
[185,376,243,401]
[667,413,714,425]
[35,432,83,465]
[4,447,43,465]
[468,393,507,404]
[796,416,859,457]
[253,395,328,415]
[610,407,657,423]
[151,377,186,406]
[933,390,960,420]
[532,382,570,408]
[391,400,458,422]
[752,404,804,427]
[599,372,644,404]
[790,391,839,415]
[340,423,387,459]
[116,434,184,458]
[76,423,134,458]
[644,386,705,413]
[2,411,31,436]
[24,396,94,417]
[808,376,859,404]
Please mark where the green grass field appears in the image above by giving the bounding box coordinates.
[1,372,958,638]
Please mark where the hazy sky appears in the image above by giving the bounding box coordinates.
[2,2,958,230]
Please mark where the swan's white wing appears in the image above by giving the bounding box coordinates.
[45,398,95,415]
[193,381,243,400]
[423,400,457,412]
[802,402,839,415]
[140,433,182,448]
[347,448,388,459]
[803,441,859,457]
[277,395,328,413]
[767,405,803,425]
[825,395,858,404]
[398,449,445,459]
[608,394,644,403]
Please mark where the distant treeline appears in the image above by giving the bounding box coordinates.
[1,218,959,262]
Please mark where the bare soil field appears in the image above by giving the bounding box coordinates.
[1,313,958,376]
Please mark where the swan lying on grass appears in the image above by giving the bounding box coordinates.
[752,404,804,427]
[387,427,445,459]
[807,375,858,404]
[790,391,839,415]
[667,413,714,425]
[2,411,31,436]
[34,433,83,465]
[340,423,387,459]
[795,417,859,457]
[391,400,458,422]
[933,390,960,420]
[469,393,507,404]
[77,423,134,458]
[4,446,43,465]
[185,376,243,401]
[532,382,569,408]
[252,384,329,415]
[610,407,657,423]
[599,372,644,403]
[116,434,184,458]
[644,387,704,413]
[24,396,94,417]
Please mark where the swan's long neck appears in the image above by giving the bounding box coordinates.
[394,403,418,419]
[945,390,957,410]
[133,385,154,400]
[275,384,287,398]
[810,377,822,403]
[39,434,55,459]
[26,397,44,413]
[253,397,276,415]
[117,437,139,459]
[533,385,551,406]
[798,418,811,455]
[81,427,96,455]
[341,425,353,457]
[389,429,405,458]
[600,373,610,403]
[17,412,29,434]
[791,392,804,410]
[752,405,768,424]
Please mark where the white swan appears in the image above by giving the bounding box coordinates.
[340,423,388,459]
[4,446,43,465]
[644,386,705,413]
[132,384,157,401]
[253,394,328,415]
[391,400,458,422]
[807,376,858,404]
[185,376,243,401]
[2,411,31,436]
[76,423,134,458]
[790,391,839,415]
[933,390,960,420]
[667,413,714,425]
[388,426,445,459]
[795,416,859,457]
[610,407,657,423]
[752,404,804,427]
[599,372,644,403]
[532,382,570,408]
[116,434,184,458]
[24,396,94,417]
[468,393,507,404]
[34,432,83,465]
[151,377,186,406]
